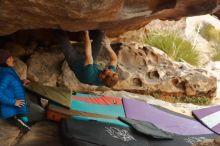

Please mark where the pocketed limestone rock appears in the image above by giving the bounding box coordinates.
[27,52,64,86]
[98,43,217,99]
[13,57,27,80]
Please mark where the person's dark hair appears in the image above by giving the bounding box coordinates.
[102,73,119,88]
[0,63,8,67]
[0,49,11,66]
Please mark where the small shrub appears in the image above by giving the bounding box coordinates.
[199,23,220,61]
[152,92,160,99]
[144,31,200,66]
[199,23,220,42]
[182,96,211,105]
[213,53,220,61]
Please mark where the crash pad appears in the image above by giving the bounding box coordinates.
[48,93,127,127]
[60,118,150,146]
[26,82,71,108]
[193,105,220,135]
[60,118,218,146]
[123,98,213,135]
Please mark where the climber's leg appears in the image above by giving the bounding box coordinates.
[89,30,105,61]
[54,30,83,68]
[54,29,104,69]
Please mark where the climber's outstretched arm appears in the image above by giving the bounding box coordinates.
[103,36,117,66]
[84,31,93,66]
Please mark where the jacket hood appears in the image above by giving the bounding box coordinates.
[0,67,16,74]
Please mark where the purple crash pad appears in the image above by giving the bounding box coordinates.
[193,105,220,135]
[123,98,213,135]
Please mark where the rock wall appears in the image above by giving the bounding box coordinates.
[0,0,218,37]
[27,52,64,86]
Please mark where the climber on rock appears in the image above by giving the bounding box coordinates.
[55,30,119,87]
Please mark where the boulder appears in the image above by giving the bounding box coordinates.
[4,40,38,58]
[13,57,27,80]
[205,61,220,103]
[4,41,26,58]
[97,43,217,99]
[27,52,64,86]
[0,0,218,37]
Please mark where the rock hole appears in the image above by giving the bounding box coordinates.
[147,70,160,79]
[111,42,122,55]
[143,47,148,54]
[138,52,143,56]
[172,78,186,90]
[133,78,143,87]
[172,78,179,85]
[140,59,147,66]
[150,51,159,63]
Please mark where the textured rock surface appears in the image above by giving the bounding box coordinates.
[13,57,27,80]
[105,43,217,98]
[4,42,27,58]
[3,40,37,58]
[15,121,62,146]
[0,0,218,37]
[205,61,220,104]
[27,52,64,86]
[0,120,20,146]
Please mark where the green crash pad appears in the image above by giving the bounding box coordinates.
[26,82,71,108]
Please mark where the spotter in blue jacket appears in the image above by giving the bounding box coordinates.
[0,67,28,119]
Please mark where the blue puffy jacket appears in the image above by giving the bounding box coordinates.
[0,67,28,119]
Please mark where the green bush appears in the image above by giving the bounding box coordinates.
[212,52,220,61]
[144,31,200,66]
[181,96,211,105]
[199,23,220,42]
[199,23,220,61]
